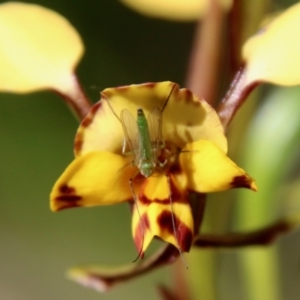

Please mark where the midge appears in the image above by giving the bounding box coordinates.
[120,85,175,177]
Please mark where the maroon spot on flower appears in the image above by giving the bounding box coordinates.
[74,135,83,154]
[134,214,150,254]
[145,82,156,88]
[90,101,102,114]
[56,195,82,202]
[81,116,92,127]
[157,210,193,252]
[169,163,182,175]
[55,184,82,211]
[184,89,193,99]
[231,175,253,189]
[59,184,75,194]
[138,176,184,205]
[81,102,102,127]
[114,85,130,91]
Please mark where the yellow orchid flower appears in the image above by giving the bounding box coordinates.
[50,81,256,255]
[0,2,83,94]
[119,0,232,21]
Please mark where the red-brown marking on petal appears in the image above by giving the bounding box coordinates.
[144,82,156,88]
[81,102,102,128]
[56,195,82,202]
[138,176,183,205]
[59,184,75,194]
[169,163,182,175]
[231,175,253,189]
[183,88,193,100]
[179,88,201,107]
[55,184,82,210]
[112,82,157,93]
[74,133,83,154]
[134,213,150,253]
[157,210,193,252]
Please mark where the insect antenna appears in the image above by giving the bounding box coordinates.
[166,174,189,269]
[105,94,121,122]
[161,83,177,113]
[129,173,145,262]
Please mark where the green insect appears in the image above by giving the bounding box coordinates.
[120,104,166,178]
[120,85,177,179]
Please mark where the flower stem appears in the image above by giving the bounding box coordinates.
[217,66,258,130]
[185,0,225,107]
[68,244,180,292]
[194,213,300,248]
[55,74,93,120]
[227,0,243,75]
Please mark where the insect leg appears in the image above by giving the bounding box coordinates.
[122,137,127,154]
[166,174,189,269]
[161,83,177,113]
[129,172,145,262]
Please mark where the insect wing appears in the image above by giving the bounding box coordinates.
[120,109,140,165]
[147,107,164,160]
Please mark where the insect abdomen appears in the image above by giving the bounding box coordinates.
[137,108,153,162]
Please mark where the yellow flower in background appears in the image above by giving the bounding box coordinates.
[242,2,300,86]
[119,0,232,21]
[50,81,257,254]
[0,2,83,94]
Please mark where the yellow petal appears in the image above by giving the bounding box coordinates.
[0,2,84,94]
[74,101,124,157]
[132,175,193,254]
[76,81,227,156]
[50,152,135,211]
[243,2,300,86]
[180,140,257,192]
[119,0,232,21]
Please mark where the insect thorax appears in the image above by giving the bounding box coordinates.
[139,160,155,178]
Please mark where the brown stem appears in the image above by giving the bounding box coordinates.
[55,74,93,121]
[171,193,206,300]
[217,66,258,130]
[69,244,180,292]
[185,0,225,107]
[190,192,207,234]
[193,218,293,248]
[69,212,300,292]
[227,0,243,75]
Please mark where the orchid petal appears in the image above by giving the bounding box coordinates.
[132,175,193,254]
[180,140,257,193]
[119,0,232,21]
[0,2,83,94]
[75,82,227,156]
[50,152,135,211]
[243,2,300,86]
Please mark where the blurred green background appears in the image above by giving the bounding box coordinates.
[1,0,300,299]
